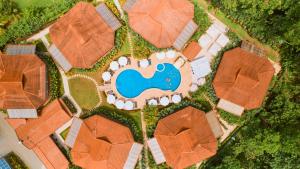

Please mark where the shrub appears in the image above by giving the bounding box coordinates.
[36,50,63,100]
[81,106,143,142]
[5,152,28,169]
[190,0,211,41]
[61,96,77,114]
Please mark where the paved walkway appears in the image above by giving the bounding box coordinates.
[0,113,45,169]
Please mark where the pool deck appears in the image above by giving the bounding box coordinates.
[110,52,192,109]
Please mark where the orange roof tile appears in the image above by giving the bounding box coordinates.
[213,47,274,109]
[33,137,69,169]
[71,115,134,169]
[127,0,194,48]
[50,2,115,68]
[183,41,202,61]
[0,54,47,109]
[15,99,72,149]
[155,106,217,169]
[5,118,26,129]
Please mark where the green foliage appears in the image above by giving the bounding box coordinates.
[61,96,77,114]
[81,106,143,142]
[5,152,28,169]
[210,0,300,49]
[36,51,63,100]
[0,0,80,49]
[201,1,300,166]
[130,28,161,59]
[218,109,241,125]
[0,0,19,34]
[190,0,211,41]
[148,150,171,169]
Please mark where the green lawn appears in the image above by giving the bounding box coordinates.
[69,78,99,110]
[60,127,70,140]
[14,0,63,10]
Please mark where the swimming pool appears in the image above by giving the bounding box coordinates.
[116,63,181,98]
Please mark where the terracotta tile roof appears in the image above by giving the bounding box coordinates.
[71,115,135,169]
[50,2,116,68]
[213,47,274,109]
[183,41,202,61]
[154,106,217,169]
[33,137,69,169]
[15,99,72,149]
[5,118,26,129]
[127,0,194,48]
[0,54,47,109]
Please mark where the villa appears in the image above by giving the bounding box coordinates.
[6,99,72,169]
[64,116,143,169]
[147,106,223,169]
[124,0,198,50]
[49,2,121,71]
[0,45,48,119]
[213,47,275,116]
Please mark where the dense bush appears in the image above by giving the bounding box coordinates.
[81,106,143,142]
[0,0,80,49]
[36,50,63,100]
[62,96,77,114]
[190,0,211,41]
[5,152,28,169]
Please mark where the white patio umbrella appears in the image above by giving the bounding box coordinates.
[190,84,198,92]
[115,100,125,109]
[156,52,166,60]
[166,50,176,58]
[140,59,149,68]
[172,94,182,104]
[160,96,170,106]
[118,56,128,66]
[124,101,134,110]
[102,71,111,82]
[148,99,158,106]
[110,61,119,71]
[107,94,116,104]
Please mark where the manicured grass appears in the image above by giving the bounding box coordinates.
[69,78,99,110]
[60,127,70,140]
[119,35,131,55]
[14,0,63,10]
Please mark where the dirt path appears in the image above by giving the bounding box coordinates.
[140,111,149,169]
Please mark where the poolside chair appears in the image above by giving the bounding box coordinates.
[147,59,152,65]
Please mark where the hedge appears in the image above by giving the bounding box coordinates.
[61,96,77,114]
[36,51,63,100]
[190,0,211,41]
[0,0,81,49]
[81,106,143,142]
[4,152,28,169]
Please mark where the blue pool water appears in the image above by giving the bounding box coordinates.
[116,63,181,98]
